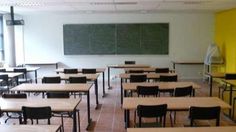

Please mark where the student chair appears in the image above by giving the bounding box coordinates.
[137,85,159,97]
[219,73,236,99]
[2,93,27,123]
[82,69,96,74]
[0,74,10,93]
[13,68,32,84]
[135,104,168,128]
[22,106,52,125]
[46,92,80,132]
[125,61,136,64]
[69,76,87,83]
[128,70,144,73]
[155,68,169,73]
[0,68,6,72]
[130,75,147,83]
[159,75,178,96]
[63,68,78,74]
[42,76,61,83]
[189,106,221,126]
[170,86,193,126]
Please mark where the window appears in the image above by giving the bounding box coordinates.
[0,15,4,61]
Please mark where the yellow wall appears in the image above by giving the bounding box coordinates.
[215,8,236,72]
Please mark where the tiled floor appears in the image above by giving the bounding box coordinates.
[1,79,236,132]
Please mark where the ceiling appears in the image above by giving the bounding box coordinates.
[0,0,236,13]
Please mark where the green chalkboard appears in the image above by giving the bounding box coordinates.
[63,23,169,55]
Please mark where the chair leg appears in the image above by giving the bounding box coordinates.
[169,112,173,127]
[61,114,64,132]
[77,110,80,132]
[233,98,236,119]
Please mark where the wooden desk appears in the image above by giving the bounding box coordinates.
[0,98,81,132]
[57,73,100,109]
[11,83,93,130]
[127,126,236,132]
[171,61,204,70]
[124,67,175,73]
[107,64,150,89]
[0,125,61,132]
[206,72,225,96]
[222,79,236,118]
[123,97,231,128]
[56,68,106,97]
[0,67,40,83]
[120,73,177,80]
[0,72,23,85]
[121,82,200,104]
[24,62,59,69]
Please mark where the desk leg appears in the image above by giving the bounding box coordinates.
[108,67,112,89]
[86,91,92,130]
[121,78,123,105]
[102,72,106,97]
[73,108,77,132]
[125,109,130,128]
[35,70,38,83]
[95,79,99,109]
[229,85,233,116]
[210,75,213,97]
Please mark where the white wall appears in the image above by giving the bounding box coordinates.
[22,12,215,79]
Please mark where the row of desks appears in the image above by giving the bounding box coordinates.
[11,83,94,130]
[0,125,61,132]
[127,126,236,132]
[123,97,231,128]
[0,98,81,132]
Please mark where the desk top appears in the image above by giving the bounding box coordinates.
[24,62,59,65]
[0,67,40,72]
[55,68,105,73]
[58,73,99,80]
[122,82,200,90]
[0,72,23,78]
[127,126,236,132]
[171,61,204,64]
[0,98,81,112]
[120,73,177,79]
[108,64,150,68]
[123,97,231,110]
[11,83,93,92]
[0,125,60,132]
[224,80,236,86]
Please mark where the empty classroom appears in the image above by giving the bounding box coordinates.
[1,0,236,132]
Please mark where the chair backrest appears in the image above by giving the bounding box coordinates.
[2,93,27,98]
[189,106,221,126]
[130,74,147,83]
[137,86,159,97]
[174,85,193,97]
[22,106,52,124]
[82,69,96,74]
[69,76,87,83]
[225,73,236,80]
[14,68,27,74]
[0,74,9,82]
[64,68,78,74]
[137,104,167,127]
[46,92,70,98]
[159,75,177,82]
[125,61,136,64]
[0,68,6,72]
[129,70,144,73]
[42,76,61,83]
[155,68,169,73]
